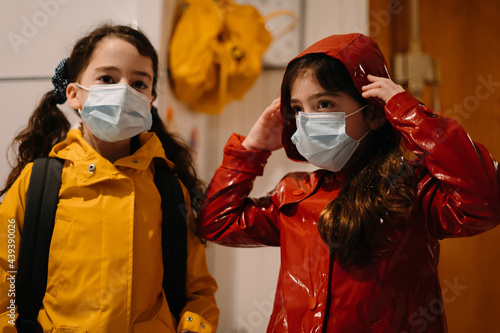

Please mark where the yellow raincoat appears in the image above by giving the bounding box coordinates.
[0,129,219,332]
[169,0,272,114]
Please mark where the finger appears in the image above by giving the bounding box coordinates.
[361,83,376,91]
[361,87,384,97]
[272,98,281,110]
[361,90,376,98]
[266,98,281,111]
[361,81,383,91]
[366,74,383,83]
[366,74,388,82]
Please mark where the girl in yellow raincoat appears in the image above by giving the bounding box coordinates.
[0,24,219,333]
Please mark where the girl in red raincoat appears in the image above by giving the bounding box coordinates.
[197,33,500,332]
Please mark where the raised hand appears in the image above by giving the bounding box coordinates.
[242,98,283,151]
[361,75,405,103]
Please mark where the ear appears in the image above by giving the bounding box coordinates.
[66,83,83,110]
[364,105,387,130]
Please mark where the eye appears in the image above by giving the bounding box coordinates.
[131,81,148,90]
[98,75,115,84]
[318,100,334,110]
[291,105,303,114]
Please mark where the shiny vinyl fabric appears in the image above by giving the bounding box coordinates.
[0,130,219,332]
[198,33,500,332]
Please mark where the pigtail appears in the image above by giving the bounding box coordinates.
[0,91,70,197]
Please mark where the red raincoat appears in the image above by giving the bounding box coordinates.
[197,34,500,332]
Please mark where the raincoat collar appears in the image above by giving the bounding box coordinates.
[276,169,350,208]
[49,129,169,186]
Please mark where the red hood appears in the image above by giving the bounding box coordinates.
[281,33,390,162]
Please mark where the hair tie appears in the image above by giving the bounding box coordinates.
[52,58,69,105]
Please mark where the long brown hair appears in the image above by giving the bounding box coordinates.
[1,24,205,215]
[281,53,416,265]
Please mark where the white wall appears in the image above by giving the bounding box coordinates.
[304,0,369,46]
[0,0,368,332]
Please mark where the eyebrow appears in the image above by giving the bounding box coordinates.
[290,92,341,104]
[94,66,153,80]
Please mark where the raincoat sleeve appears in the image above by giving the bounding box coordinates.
[197,133,282,247]
[385,91,500,238]
[0,163,33,332]
[176,226,219,333]
[177,184,219,333]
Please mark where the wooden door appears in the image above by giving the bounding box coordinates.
[369,1,500,332]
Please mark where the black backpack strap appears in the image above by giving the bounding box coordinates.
[154,160,188,322]
[16,157,63,333]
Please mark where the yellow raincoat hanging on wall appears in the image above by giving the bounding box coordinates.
[169,0,272,114]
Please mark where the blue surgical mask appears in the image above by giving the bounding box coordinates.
[290,104,369,172]
[75,83,153,142]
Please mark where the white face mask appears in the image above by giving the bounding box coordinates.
[75,83,153,142]
[290,104,369,172]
